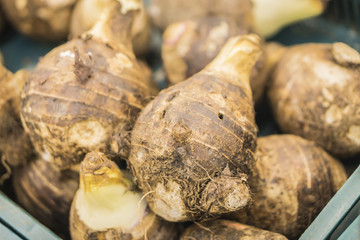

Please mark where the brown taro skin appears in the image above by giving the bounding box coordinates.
[0,0,76,41]
[13,157,79,238]
[69,0,151,57]
[21,39,152,169]
[269,42,360,158]
[0,68,35,167]
[129,35,262,222]
[229,135,347,240]
[21,0,152,169]
[180,219,288,240]
[162,16,267,104]
[149,0,253,31]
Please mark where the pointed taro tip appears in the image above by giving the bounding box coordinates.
[80,151,132,192]
[242,33,262,45]
[229,34,262,55]
[118,0,142,14]
[213,33,262,70]
[81,151,111,174]
[210,33,261,64]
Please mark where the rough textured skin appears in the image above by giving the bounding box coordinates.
[162,16,267,104]
[0,0,76,41]
[129,35,262,222]
[180,219,288,240]
[70,0,151,56]
[21,2,153,169]
[269,43,360,158]
[70,151,179,240]
[149,0,253,32]
[0,69,35,167]
[13,157,79,238]
[229,135,347,240]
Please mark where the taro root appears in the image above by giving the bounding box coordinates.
[229,135,347,239]
[70,151,178,240]
[0,67,35,167]
[180,219,288,240]
[21,0,153,169]
[13,157,79,238]
[148,0,253,32]
[149,0,327,37]
[162,16,267,104]
[0,0,77,41]
[128,34,262,222]
[252,0,327,37]
[269,42,360,157]
[70,0,151,56]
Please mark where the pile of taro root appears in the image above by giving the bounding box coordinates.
[0,0,359,239]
